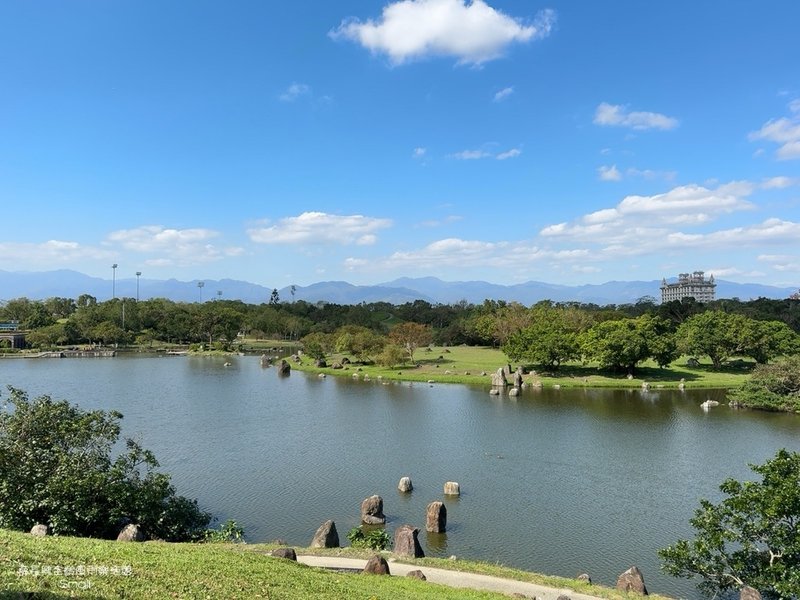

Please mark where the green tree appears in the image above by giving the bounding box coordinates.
[677,311,747,369]
[335,326,386,363]
[659,449,800,598]
[376,344,406,368]
[728,356,800,412]
[637,314,679,368]
[579,318,649,374]
[0,388,211,541]
[388,322,432,364]
[269,288,280,305]
[502,305,580,370]
[740,319,800,364]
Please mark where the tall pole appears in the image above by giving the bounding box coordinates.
[136,271,141,301]
[112,264,118,299]
[197,281,204,302]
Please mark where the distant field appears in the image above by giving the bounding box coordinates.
[293,344,753,389]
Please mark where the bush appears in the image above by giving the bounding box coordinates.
[728,356,800,412]
[204,519,245,543]
[346,526,391,550]
[0,387,211,541]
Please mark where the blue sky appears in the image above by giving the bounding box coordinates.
[1,0,799,288]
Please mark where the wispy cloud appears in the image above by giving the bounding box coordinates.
[330,0,555,66]
[106,226,243,266]
[749,99,800,160]
[597,164,622,181]
[593,102,678,131]
[412,147,427,158]
[0,240,114,266]
[761,176,798,189]
[279,82,311,102]
[247,212,392,245]
[450,149,491,160]
[496,148,521,160]
[493,86,514,102]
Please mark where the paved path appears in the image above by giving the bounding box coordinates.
[297,555,605,600]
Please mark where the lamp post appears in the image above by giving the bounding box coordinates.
[136,271,142,301]
[111,264,118,299]
[197,281,204,303]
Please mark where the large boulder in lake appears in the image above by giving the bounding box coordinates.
[398,476,413,493]
[616,566,648,595]
[30,524,49,537]
[361,495,386,525]
[310,520,340,548]
[426,501,447,533]
[363,555,390,575]
[394,524,425,558]
[277,359,291,376]
[117,523,146,542]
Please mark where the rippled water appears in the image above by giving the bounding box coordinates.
[2,354,798,598]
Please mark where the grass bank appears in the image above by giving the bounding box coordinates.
[1,529,672,600]
[292,345,752,389]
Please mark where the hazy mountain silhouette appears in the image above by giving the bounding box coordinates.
[0,270,795,306]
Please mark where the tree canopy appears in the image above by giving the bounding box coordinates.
[659,449,800,598]
[0,388,210,541]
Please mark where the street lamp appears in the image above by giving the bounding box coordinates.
[112,264,118,299]
[136,271,142,301]
[197,281,204,302]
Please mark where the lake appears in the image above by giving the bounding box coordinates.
[1,354,798,598]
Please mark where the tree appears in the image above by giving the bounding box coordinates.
[579,318,649,374]
[376,344,407,368]
[269,288,280,305]
[728,356,800,412]
[388,322,432,364]
[740,319,800,364]
[677,311,747,369]
[502,305,580,370]
[637,314,679,368]
[659,449,800,598]
[0,388,210,541]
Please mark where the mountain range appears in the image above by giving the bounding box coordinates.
[0,269,796,306]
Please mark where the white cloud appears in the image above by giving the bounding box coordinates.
[626,167,677,182]
[593,102,678,131]
[496,148,521,160]
[749,100,800,160]
[598,164,622,181]
[330,0,555,66]
[0,240,114,266]
[451,149,491,160]
[106,225,242,266]
[493,86,514,102]
[413,147,427,158]
[761,176,797,189]
[247,212,392,245]
[279,83,311,102]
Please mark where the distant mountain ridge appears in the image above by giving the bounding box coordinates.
[0,269,796,306]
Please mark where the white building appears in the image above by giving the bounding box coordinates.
[660,271,716,303]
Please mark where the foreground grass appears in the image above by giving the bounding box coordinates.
[0,529,508,599]
[293,345,752,389]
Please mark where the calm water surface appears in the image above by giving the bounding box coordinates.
[2,355,798,599]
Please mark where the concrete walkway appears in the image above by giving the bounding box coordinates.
[297,555,605,600]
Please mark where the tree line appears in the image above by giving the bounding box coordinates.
[1,294,798,369]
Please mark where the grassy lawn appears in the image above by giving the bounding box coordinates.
[293,344,753,389]
[0,529,674,600]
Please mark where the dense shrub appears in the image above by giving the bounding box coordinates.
[0,387,211,540]
[728,356,800,412]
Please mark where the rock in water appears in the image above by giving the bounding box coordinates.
[426,501,447,533]
[310,520,339,548]
[443,481,460,496]
[616,566,648,595]
[361,494,386,525]
[363,555,390,575]
[491,367,508,387]
[398,476,413,492]
[394,524,425,558]
[277,359,291,376]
